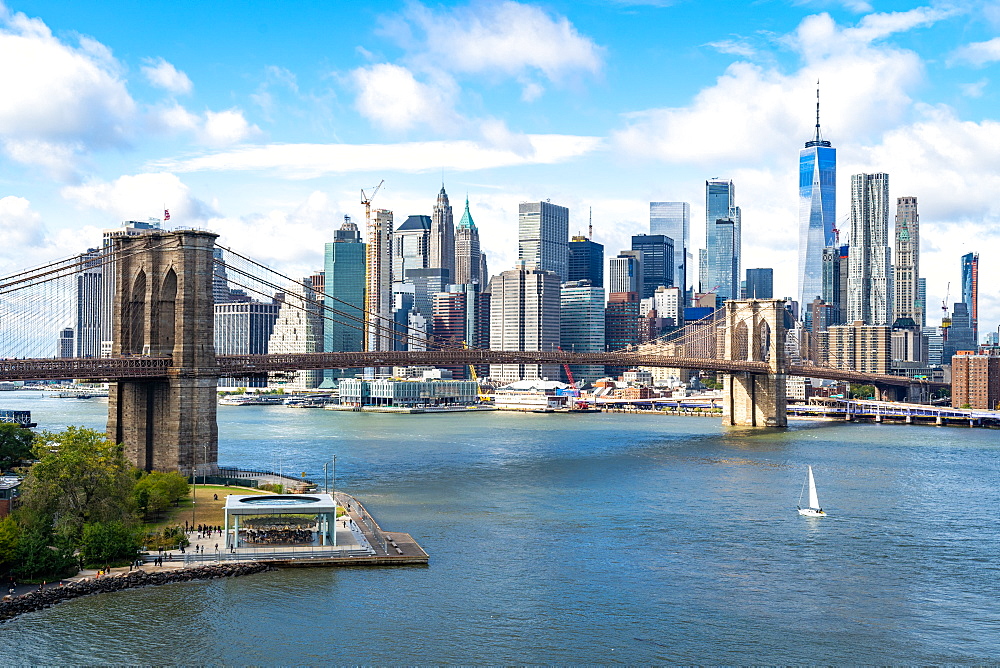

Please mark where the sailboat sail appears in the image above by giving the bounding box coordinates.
[807,466,820,510]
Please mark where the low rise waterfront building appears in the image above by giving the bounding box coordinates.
[339,378,479,408]
[492,379,571,410]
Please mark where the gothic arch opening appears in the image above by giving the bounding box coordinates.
[734,320,749,361]
[755,320,772,362]
[157,268,177,356]
[127,270,147,354]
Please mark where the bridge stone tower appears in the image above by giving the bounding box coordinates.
[721,299,787,428]
[106,230,219,473]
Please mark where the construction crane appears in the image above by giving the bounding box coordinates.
[361,180,384,352]
[464,341,490,402]
[941,281,952,335]
[557,346,587,409]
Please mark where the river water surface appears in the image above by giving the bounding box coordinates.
[1,391,997,664]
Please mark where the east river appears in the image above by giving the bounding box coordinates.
[1,391,998,664]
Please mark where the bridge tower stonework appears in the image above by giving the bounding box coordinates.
[107,230,219,473]
[721,299,787,428]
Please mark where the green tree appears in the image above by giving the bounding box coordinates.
[0,515,19,573]
[134,471,190,518]
[80,520,141,567]
[13,518,76,581]
[849,385,877,399]
[20,426,138,544]
[0,421,34,472]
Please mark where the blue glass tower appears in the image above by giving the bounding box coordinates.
[705,180,740,303]
[798,85,836,326]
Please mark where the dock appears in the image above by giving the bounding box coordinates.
[167,491,428,568]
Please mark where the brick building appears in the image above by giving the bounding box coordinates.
[951,352,1000,409]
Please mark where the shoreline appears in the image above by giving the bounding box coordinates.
[0,562,272,623]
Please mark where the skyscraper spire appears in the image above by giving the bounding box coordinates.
[588,206,593,239]
[805,79,831,149]
[815,79,821,144]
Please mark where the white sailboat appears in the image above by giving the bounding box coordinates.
[797,465,827,517]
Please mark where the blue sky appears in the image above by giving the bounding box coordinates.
[0,0,998,332]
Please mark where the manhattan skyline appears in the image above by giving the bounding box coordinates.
[0,0,996,330]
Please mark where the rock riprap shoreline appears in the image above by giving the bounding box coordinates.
[0,562,273,622]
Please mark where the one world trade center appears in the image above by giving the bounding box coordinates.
[798,85,836,328]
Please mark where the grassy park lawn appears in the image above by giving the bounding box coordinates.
[148,484,269,530]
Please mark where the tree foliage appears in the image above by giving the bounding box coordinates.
[0,421,34,472]
[0,515,19,573]
[12,520,76,581]
[80,520,141,567]
[20,426,137,544]
[848,385,877,399]
[134,471,190,517]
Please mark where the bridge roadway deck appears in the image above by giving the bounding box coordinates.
[0,352,945,388]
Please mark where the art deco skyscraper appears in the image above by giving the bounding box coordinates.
[518,201,569,281]
[893,196,920,325]
[430,185,455,281]
[454,197,481,286]
[797,87,836,325]
[705,180,740,303]
[847,173,891,325]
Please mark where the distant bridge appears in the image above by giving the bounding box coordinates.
[0,229,945,473]
[0,352,943,390]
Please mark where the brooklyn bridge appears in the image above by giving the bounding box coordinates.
[0,229,943,473]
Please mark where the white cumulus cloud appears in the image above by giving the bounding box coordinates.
[350,63,459,132]
[0,5,135,175]
[393,1,603,81]
[612,10,935,165]
[61,172,217,222]
[149,104,260,146]
[0,195,46,249]
[141,57,193,95]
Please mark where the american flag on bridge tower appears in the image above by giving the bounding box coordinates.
[164,209,170,221]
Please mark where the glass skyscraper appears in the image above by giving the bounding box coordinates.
[744,268,773,299]
[649,202,689,293]
[568,236,604,287]
[705,180,740,303]
[961,252,979,342]
[560,281,606,385]
[631,234,675,298]
[323,217,366,380]
[797,94,836,325]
